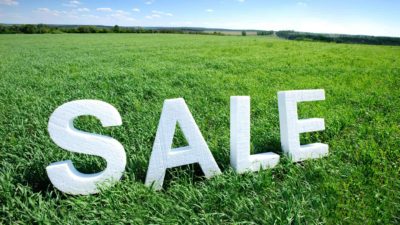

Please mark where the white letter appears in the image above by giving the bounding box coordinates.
[47,100,126,195]
[230,96,280,173]
[278,89,328,162]
[145,98,221,190]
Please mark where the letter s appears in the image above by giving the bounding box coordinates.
[46,100,126,195]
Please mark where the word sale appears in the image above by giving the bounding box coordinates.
[47,89,328,195]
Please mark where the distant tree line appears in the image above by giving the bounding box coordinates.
[0,24,225,35]
[257,31,274,36]
[0,24,279,37]
[276,30,400,46]
[5,24,397,46]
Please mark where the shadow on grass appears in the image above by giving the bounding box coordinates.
[161,138,283,190]
[253,138,282,155]
[24,138,284,194]
[24,158,107,197]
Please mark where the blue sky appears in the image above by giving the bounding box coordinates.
[0,0,399,37]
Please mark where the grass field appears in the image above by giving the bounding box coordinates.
[0,33,399,224]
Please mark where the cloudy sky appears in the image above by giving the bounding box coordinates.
[0,0,399,37]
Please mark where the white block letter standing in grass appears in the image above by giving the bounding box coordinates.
[230,96,280,173]
[278,89,328,162]
[47,100,126,195]
[145,98,221,190]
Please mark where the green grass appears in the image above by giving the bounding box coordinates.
[0,33,399,224]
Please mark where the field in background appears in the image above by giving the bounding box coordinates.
[3,24,400,45]
[203,30,259,35]
[0,34,399,224]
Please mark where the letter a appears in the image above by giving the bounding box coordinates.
[145,98,221,190]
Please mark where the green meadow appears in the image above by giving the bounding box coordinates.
[0,34,399,224]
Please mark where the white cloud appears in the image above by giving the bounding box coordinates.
[205,9,214,13]
[36,8,50,13]
[297,2,307,6]
[96,8,113,12]
[151,10,173,17]
[63,0,81,8]
[132,8,140,12]
[111,11,135,22]
[145,0,154,5]
[69,0,80,4]
[7,6,137,27]
[0,0,18,6]
[34,8,66,16]
[146,14,161,19]
[77,8,90,12]
[81,14,99,19]
[115,10,130,15]
[237,0,245,2]
[146,10,173,19]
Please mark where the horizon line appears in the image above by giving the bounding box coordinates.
[1,23,400,38]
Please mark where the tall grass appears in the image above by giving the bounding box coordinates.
[0,34,399,224]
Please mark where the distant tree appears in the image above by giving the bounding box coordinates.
[241,31,247,36]
[77,26,89,33]
[113,25,120,33]
[20,24,37,34]
[77,26,98,33]
[88,26,97,33]
[37,24,50,34]
[0,24,7,34]
[275,30,400,46]
[99,28,109,33]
